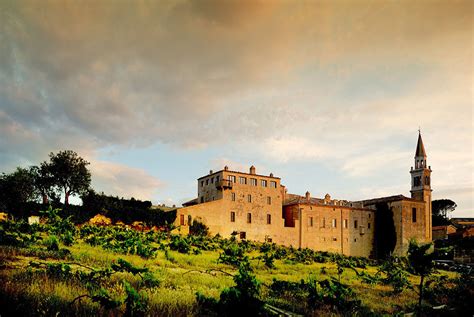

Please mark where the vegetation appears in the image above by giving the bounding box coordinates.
[0,212,470,316]
[432,199,457,226]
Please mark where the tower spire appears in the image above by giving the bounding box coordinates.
[415,130,426,157]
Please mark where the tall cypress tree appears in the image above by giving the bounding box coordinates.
[374,202,397,259]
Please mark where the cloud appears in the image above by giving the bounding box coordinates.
[0,0,472,212]
[90,160,163,201]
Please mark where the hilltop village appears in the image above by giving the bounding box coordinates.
[176,133,433,258]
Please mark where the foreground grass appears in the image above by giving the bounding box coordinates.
[1,238,455,317]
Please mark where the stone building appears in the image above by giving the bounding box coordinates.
[176,133,432,257]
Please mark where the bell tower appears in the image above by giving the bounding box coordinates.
[410,131,432,240]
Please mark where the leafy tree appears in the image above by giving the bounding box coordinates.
[189,219,209,236]
[48,150,91,205]
[407,240,435,315]
[0,167,36,216]
[29,163,57,204]
[432,199,457,226]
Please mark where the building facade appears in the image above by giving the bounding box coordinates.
[176,133,432,257]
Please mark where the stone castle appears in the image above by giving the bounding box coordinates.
[175,133,432,257]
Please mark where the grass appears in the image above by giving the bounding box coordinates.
[0,237,459,317]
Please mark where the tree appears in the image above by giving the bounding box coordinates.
[407,240,435,315]
[374,202,397,259]
[432,199,457,226]
[29,163,57,204]
[0,167,36,216]
[48,150,91,205]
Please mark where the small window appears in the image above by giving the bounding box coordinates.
[354,220,358,229]
[309,217,313,227]
[267,214,271,224]
[412,207,417,223]
[228,175,236,183]
[354,238,357,242]
[206,179,209,185]
[261,179,267,187]
[266,237,272,243]
[368,213,371,218]
[201,181,204,187]
[247,213,252,224]
[368,223,371,229]
[250,178,257,186]
[240,232,246,239]
[230,211,235,222]
[332,219,337,228]
[267,196,271,205]
[239,176,247,185]
[343,219,348,228]
[270,181,277,188]
[188,215,192,225]
[200,197,204,203]
[332,237,337,241]
[211,177,214,184]
[231,192,236,201]
[180,214,185,226]
[322,218,326,228]
[247,194,252,203]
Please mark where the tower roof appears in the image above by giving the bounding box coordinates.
[415,132,426,157]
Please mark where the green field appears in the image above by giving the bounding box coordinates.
[0,215,470,317]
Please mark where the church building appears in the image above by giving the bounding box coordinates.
[175,133,432,257]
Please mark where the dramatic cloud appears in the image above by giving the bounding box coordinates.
[0,0,472,214]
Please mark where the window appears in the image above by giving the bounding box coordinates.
[344,219,348,228]
[228,175,236,183]
[250,178,257,186]
[247,194,252,203]
[309,217,313,227]
[201,181,204,187]
[230,211,235,222]
[270,181,277,188]
[231,192,236,201]
[332,237,337,241]
[425,176,430,185]
[412,207,417,222]
[188,215,192,225]
[267,214,271,224]
[368,213,371,218]
[200,197,204,203]
[180,214,185,226]
[261,179,267,187]
[354,238,357,242]
[240,232,246,239]
[354,220,358,229]
[247,213,252,223]
[216,176,219,182]
[206,179,209,185]
[211,177,214,183]
[239,176,247,185]
[368,223,371,229]
[267,196,271,205]
[332,219,337,228]
[322,218,326,228]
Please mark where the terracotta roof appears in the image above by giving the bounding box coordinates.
[283,194,372,211]
[415,132,427,157]
[357,194,422,205]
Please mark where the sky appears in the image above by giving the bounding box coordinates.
[0,0,472,217]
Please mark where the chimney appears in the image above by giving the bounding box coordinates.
[209,170,213,174]
[224,165,229,171]
[305,191,311,200]
[269,173,274,177]
[249,165,256,175]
